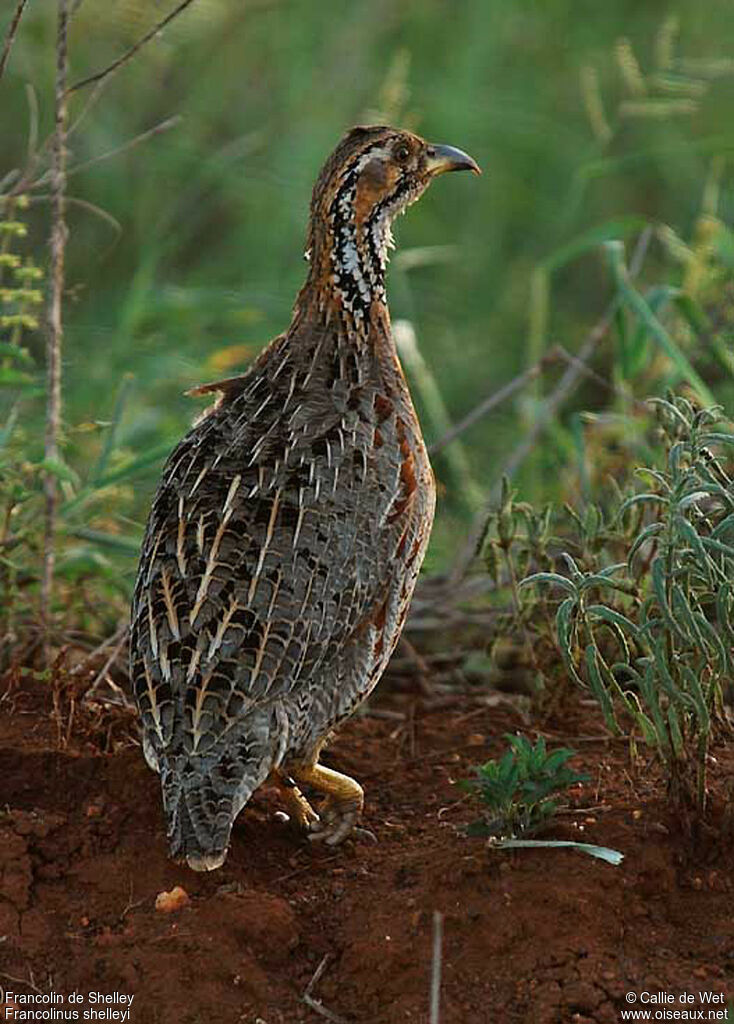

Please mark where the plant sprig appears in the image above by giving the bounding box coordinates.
[461,734,588,839]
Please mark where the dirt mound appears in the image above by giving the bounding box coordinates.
[1,674,733,1023]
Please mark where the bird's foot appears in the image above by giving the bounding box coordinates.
[290,762,373,846]
[272,773,320,831]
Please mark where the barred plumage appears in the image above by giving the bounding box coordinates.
[130,125,479,870]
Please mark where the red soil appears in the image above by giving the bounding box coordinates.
[1,671,733,1024]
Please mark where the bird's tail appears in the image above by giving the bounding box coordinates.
[160,745,274,872]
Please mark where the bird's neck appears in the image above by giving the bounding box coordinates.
[294,194,395,338]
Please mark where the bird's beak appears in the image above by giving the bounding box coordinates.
[425,143,481,176]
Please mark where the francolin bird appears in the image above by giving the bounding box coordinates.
[130,125,480,870]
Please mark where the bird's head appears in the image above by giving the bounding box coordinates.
[303,125,480,326]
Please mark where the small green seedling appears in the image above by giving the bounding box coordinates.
[461,734,588,839]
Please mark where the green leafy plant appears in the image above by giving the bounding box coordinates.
[461,734,588,839]
[477,460,651,703]
[522,394,734,821]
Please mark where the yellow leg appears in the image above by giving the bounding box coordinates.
[290,762,364,846]
[272,771,319,830]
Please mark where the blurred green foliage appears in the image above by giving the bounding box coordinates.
[3,0,734,608]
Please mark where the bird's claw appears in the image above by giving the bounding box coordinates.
[306,796,370,846]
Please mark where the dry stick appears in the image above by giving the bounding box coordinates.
[3,52,184,201]
[0,169,20,192]
[70,621,127,678]
[429,360,544,457]
[396,634,433,695]
[65,115,183,177]
[302,954,349,1024]
[1,13,185,202]
[494,227,652,490]
[28,194,122,236]
[66,0,199,94]
[3,79,110,200]
[451,226,653,582]
[430,911,444,1024]
[84,624,128,698]
[0,0,30,83]
[30,115,183,189]
[67,77,110,138]
[429,341,645,459]
[42,0,69,657]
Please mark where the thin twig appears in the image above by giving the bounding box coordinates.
[429,340,645,457]
[451,226,653,581]
[2,62,183,203]
[0,169,21,192]
[66,77,110,138]
[32,115,183,188]
[70,622,127,678]
[302,954,349,1024]
[67,0,199,94]
[28,194,122,235]
[429,361,544,456]
[496,228,653,490]
[358,707,406,721]
[120,879,146,921]
[67,115,183,176]
[84,625,128,698]
[0,0,30,83]
[430,911,444,1024]
[42,0,70,658]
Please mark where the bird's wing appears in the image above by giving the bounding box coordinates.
[130,333,419,761]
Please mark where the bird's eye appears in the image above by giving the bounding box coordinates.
[394,143,410,164]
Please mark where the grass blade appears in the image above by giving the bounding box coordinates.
[605,241,716,406]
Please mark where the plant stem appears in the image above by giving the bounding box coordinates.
[501,544,522,622]
[66,0,198,95]
[0,0,30,83]
[42,0,69,658]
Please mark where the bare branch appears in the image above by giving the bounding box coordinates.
[28,193,122,236]
[42,0,70,653]
[0,0,30,83]
[494,227,653,490]
[66,0,198,94]
[27,115,183,192]
[428,362,544,457]
[83,623,128,700]
[429,342,645,458]
[70,622,127,680]
[65,114,183,177]
[66,77,110,138]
